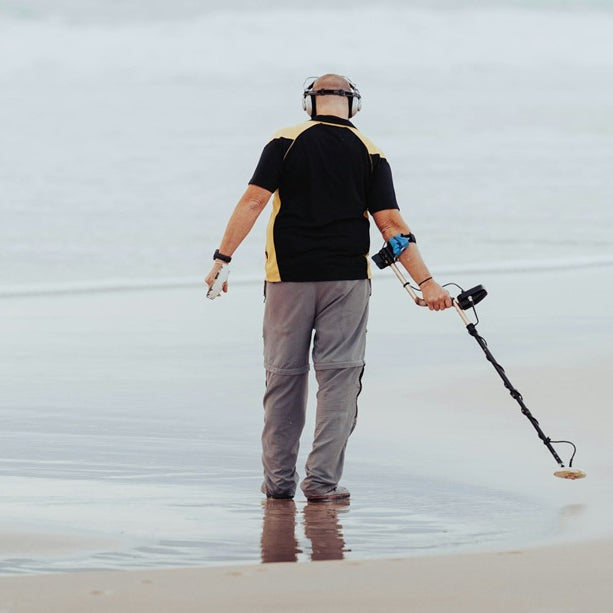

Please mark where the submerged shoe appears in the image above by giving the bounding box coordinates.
[267,492,294,500]
[305,486,350,503]
[261,482,294,500]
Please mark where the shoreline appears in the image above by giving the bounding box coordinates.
[1,537,611,612]
[2,255,613,298]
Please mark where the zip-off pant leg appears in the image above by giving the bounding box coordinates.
[301,365,364,497]
[262,282,315,497]
[262,280,369,499]
[261,370,308,497]
[301,280,369,496]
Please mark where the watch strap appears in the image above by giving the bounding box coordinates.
[213,249,232,263]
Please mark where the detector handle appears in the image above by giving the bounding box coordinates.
[390,263,471,327]
[389,263,428,307]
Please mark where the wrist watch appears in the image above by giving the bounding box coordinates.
[213,249,232,263]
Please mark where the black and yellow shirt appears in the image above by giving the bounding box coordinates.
[249,115,399,282]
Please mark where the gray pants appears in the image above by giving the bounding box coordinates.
[261,280,370,498]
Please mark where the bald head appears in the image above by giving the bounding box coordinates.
[304,73,360,119]
[312,73,352,91]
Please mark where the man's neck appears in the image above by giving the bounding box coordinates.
[312,115,354,125]
[315,111,349,120]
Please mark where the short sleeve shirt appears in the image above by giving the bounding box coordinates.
[249,115,399,282]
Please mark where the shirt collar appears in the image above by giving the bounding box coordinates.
[311,115,355,128]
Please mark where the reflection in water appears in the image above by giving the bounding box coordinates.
[558,503,589,534]
[260,499,301,562]
[261,499,349,563]
[303,501,349,561]
[559,504,588,520]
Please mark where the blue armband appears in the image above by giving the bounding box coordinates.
[372,233,417,269]
[389,234,415,257]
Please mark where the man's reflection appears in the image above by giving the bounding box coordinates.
[303,500,349,560]
[261,499,300,562]
[261,498,349,563]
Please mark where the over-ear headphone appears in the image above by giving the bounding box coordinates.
[302,76,362,118]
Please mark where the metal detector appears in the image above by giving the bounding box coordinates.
[373,241,586,480]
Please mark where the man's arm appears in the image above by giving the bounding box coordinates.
[372,209,452,311]
[205,184,272,294]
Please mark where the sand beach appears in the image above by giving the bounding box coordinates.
[1,538,612,612]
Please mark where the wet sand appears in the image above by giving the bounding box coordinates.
[1,538,611,612]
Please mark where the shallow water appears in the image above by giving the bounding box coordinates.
[0,467,556,575]
[1,273,609,575]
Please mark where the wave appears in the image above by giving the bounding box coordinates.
[3,1,613,24]
[2,5,613,83]
[0,275,257,298]
[433,254,613,275]
[2,255,612,298]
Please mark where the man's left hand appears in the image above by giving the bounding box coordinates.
[421,280,452,311]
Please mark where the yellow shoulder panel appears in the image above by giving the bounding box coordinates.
[269,121,384,159]
[271,121,317,142]
[347,127,386,158]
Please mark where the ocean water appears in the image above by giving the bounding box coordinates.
[1,0,613,293]
[1,0,613,574]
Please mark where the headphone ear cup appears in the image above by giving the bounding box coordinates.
[348,95,362,118]
[349,85,362,117]
[303,94,313,116]
[303,80,316,117]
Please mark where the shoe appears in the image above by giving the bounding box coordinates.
[305,486,350,503]
[261,482,294,500]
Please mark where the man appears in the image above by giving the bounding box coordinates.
[205,74,452,502]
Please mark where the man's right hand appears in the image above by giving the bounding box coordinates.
[205,261,230,300]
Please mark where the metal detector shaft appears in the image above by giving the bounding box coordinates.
[388,262,566,468]
[463,322,565,468]
[389,263,427,307]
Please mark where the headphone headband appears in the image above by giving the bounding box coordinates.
[302,76,362,118]
[304,88,361,100]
